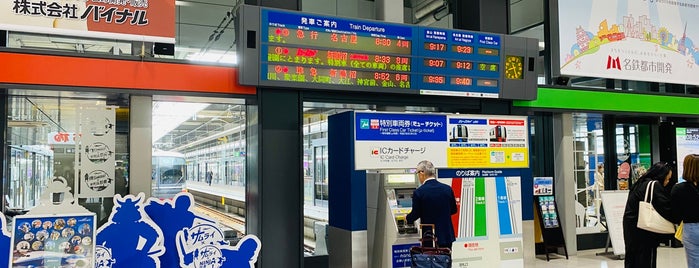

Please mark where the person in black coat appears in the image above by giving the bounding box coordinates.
[406,160,457,249]
[623,161,677,268]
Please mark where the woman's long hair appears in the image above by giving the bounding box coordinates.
[630,161,671,191]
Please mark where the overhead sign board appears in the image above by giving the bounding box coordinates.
[353,112,530,170]
[0,0,175,43]
[556,0,699,85]
[237,5,538,100]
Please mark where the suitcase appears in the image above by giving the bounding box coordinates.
[410,224,452,268]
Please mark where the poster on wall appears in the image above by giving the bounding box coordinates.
[354,112,529,170]
[10,213,96,268]
[676,127,699,182]
[0,0,175,43]
[557,0,699,85]
[75,106,116,198]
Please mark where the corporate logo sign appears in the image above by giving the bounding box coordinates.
[0,0,175,43]
[558,0,697,85]
[606,56,621,70]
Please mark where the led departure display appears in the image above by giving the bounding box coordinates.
[416,28,502,98]
[244,7,538,99]
[261,9,415,90]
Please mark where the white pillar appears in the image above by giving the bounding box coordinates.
[553,113,577,255]
[129,95,153,198]
[375,0,404,23]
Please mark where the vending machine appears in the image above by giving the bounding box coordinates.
[367,170,421,268]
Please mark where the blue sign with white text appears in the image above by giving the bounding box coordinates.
[355,112,447,141]
[448,118,487,125]
[263,9,414,39]
[392,243,419,268]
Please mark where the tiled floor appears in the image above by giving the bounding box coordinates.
[529,246,687,268]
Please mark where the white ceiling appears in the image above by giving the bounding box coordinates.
[175,0,238,52]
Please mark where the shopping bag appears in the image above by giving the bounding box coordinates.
[637,181,675,234]
[676,221,684,242]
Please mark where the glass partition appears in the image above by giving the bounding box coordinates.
[572,113,605,234]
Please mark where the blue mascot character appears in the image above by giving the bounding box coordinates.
[96,194,164,268]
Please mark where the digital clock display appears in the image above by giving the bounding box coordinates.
[452,45,473,54]
[415,28,503,97]
[450,60,473,70]
[450,77,473,86]
[423,59,447,68]
[424,42,447,51]
[423,75,446,84]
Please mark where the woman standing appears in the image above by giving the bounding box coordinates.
[672,154,699,267]
[623,161,676,268]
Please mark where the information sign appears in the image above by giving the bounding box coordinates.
[260,9,416,90]
[354,112,448,169]
[416,28,503,98]
[446,115,529,168]
[392,243,419,268]
[533,177,554,196]
[676,127,699,182]
[238,5,538,100]
[352,112,529,170]
[600,190,628,256]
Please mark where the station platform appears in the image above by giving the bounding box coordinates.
[184,181,328,221]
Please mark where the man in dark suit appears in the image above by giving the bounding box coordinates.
[406,160,457,249]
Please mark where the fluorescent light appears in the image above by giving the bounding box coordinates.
[185,51,237,64]
[175,1,192,6]
[152,102,210,143]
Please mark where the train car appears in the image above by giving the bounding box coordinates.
[152,150,187,199]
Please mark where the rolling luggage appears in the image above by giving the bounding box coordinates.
[410,224,452,268]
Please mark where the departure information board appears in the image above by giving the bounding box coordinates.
[260,9,416,89]
[238,6,538,100]
[416,28,503,98]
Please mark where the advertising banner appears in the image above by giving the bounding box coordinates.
[446,115,529,168]
[0,0,175,43]
[557,0,699,85]
[10,213,96,268]
[354,112,529,170]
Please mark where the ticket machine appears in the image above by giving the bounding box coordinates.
[367,170,420,268]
